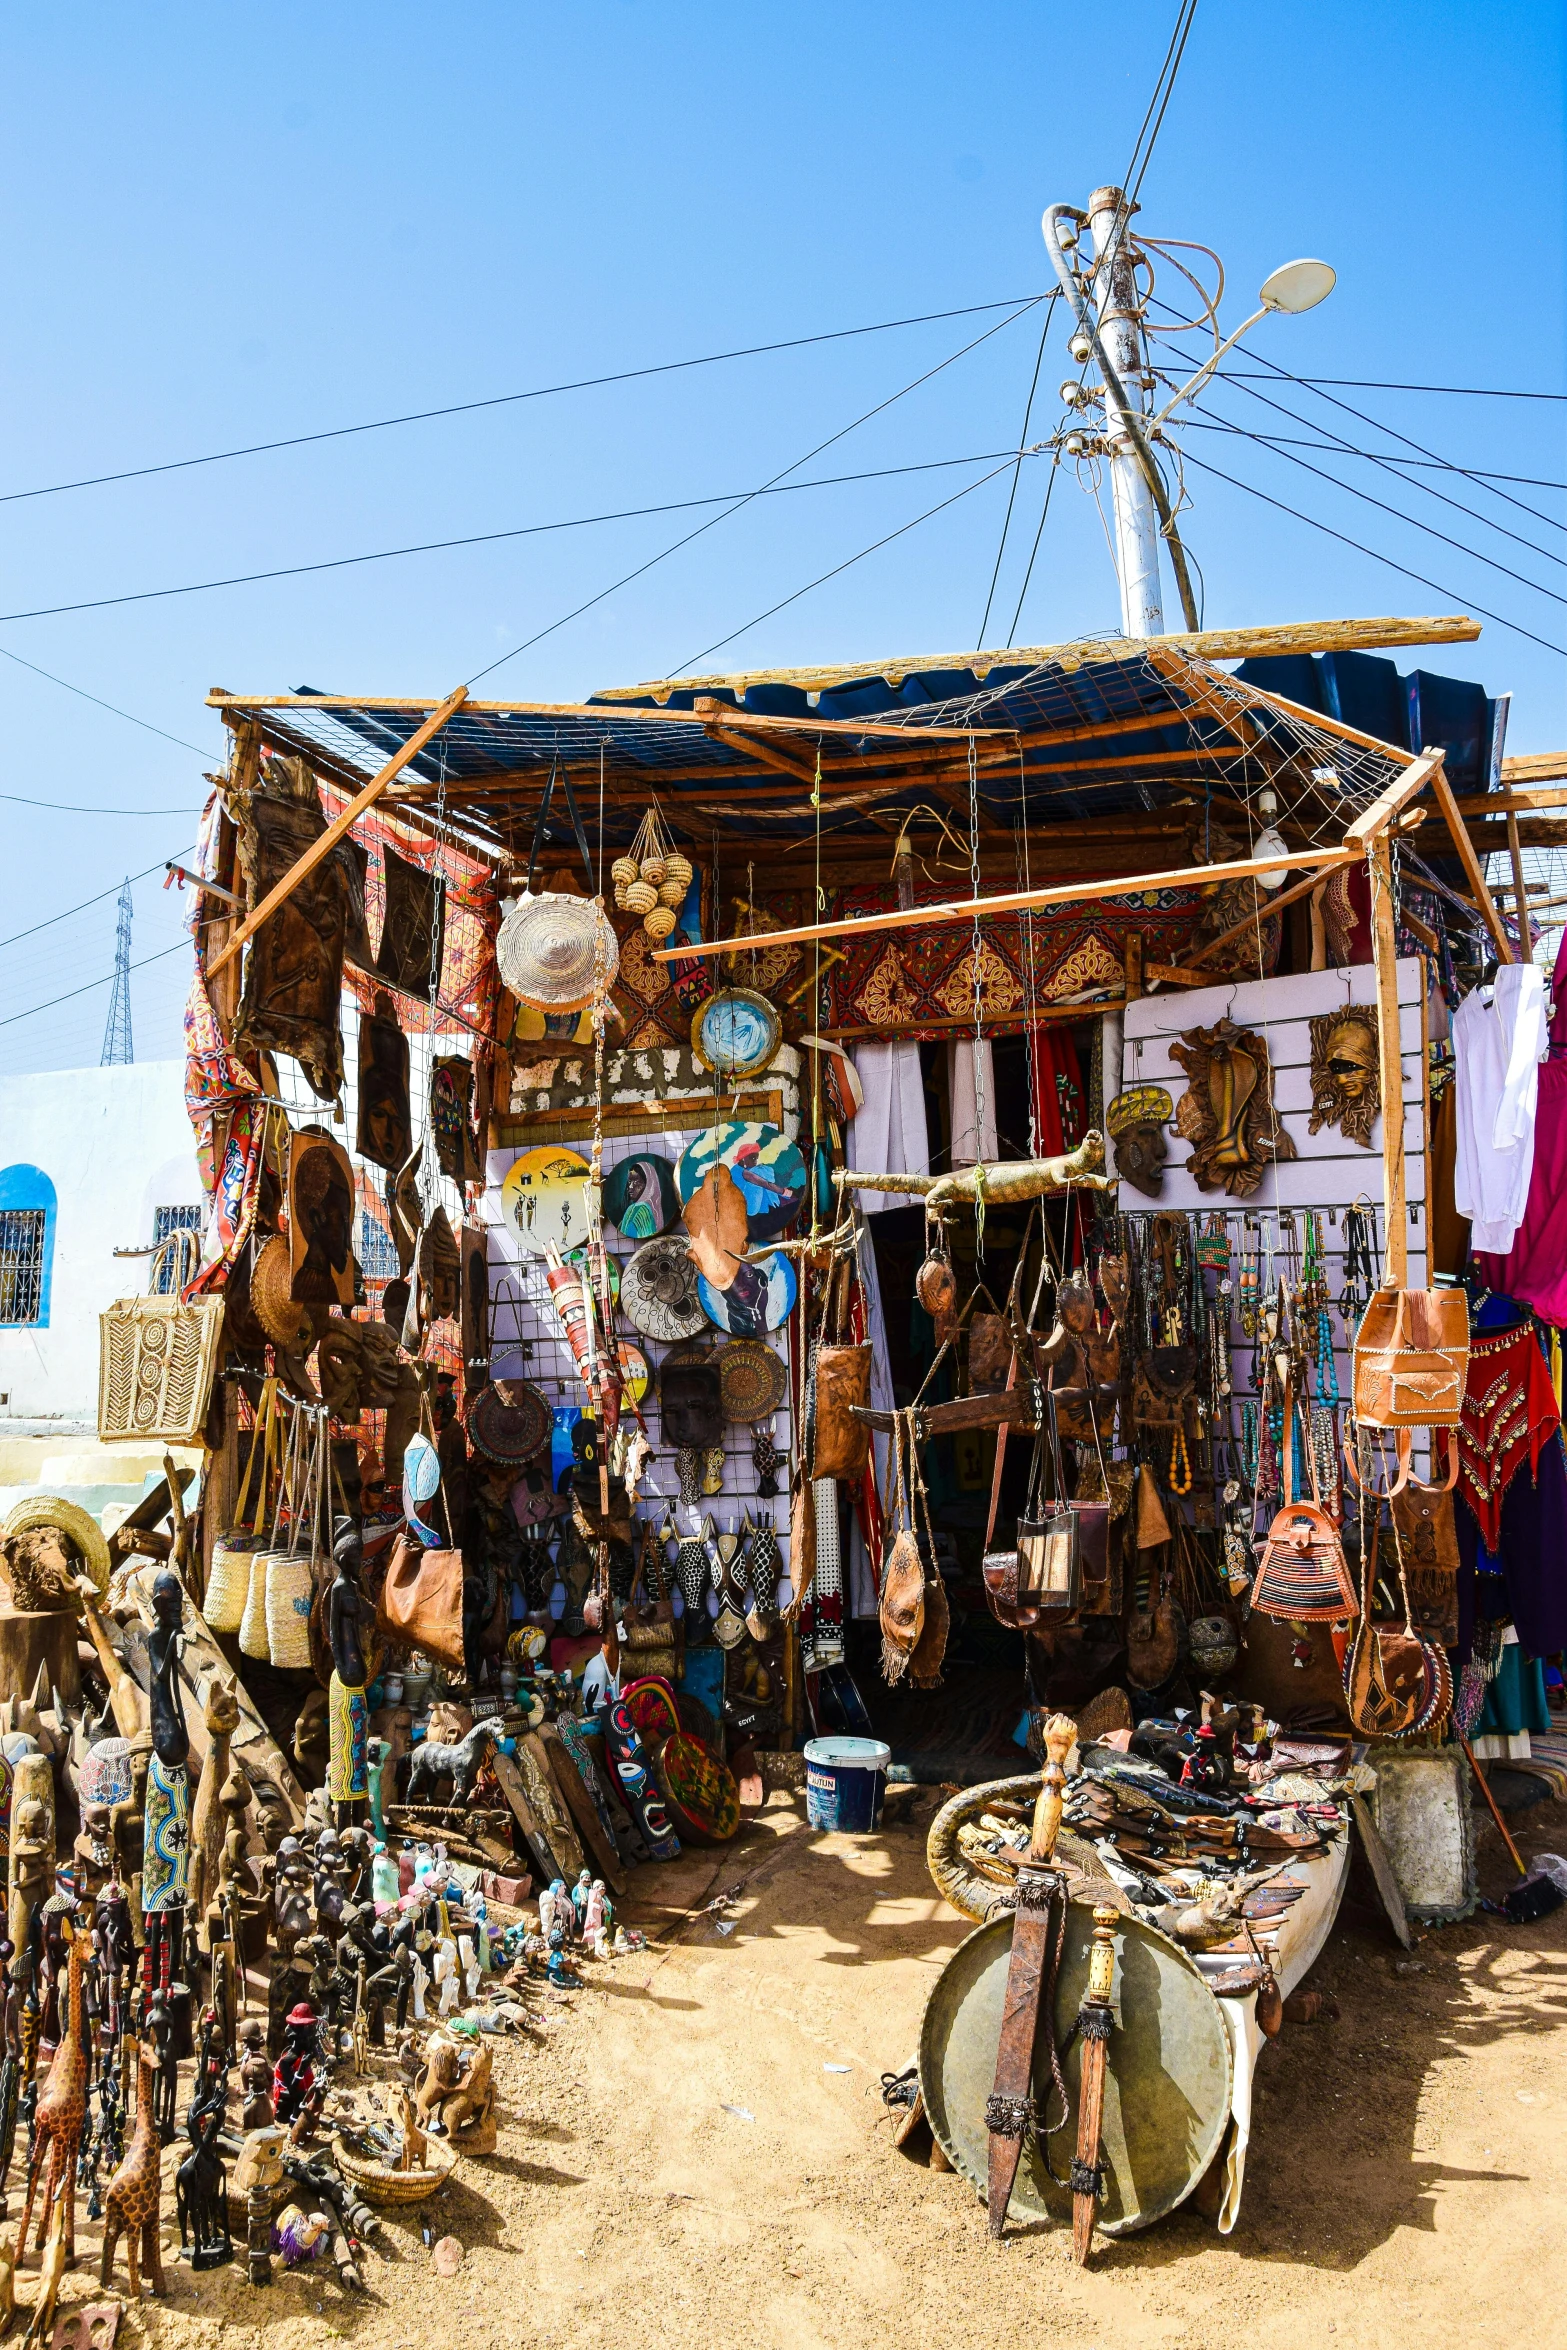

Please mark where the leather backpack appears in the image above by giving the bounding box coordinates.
[1352,1285,1469,1429]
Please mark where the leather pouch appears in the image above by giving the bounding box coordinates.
[812,1344,872,1480]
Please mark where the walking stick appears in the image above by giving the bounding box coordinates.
[1070,1903,1119,2264]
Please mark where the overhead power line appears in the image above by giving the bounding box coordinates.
[1179,446,1566,659]
[0,297,1045,511]
[0,446,1033,628]
[0,936,187,1034]
[1223,372,1566,402]
[0,848,195,954]
[0,643,216,757]
[469,298,1044,687]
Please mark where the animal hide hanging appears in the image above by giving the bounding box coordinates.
[1170,1018,1298,1199]
[879,1530,926,1684]
[233,757,356,1101]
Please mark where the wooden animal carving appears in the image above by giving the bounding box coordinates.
[22,2201,67,2350]
[18,1916,88,2264]
[1170,1019,1297,1199]
[100,2040,168,2298]
[405,1722,492,1808]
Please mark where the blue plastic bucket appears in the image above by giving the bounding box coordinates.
[804,1736,891,1833]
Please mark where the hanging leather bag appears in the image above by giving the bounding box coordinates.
[1390,1483,1460,1645]
[812,1344,872,1480]
[377,1531,466,1667]
[1352,1285,1469,1429]
[1251,1383,1358,1622]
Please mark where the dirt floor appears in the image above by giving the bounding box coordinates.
[21,1780,1567,2350]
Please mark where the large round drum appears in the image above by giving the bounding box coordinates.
[918,1905,1232,2236]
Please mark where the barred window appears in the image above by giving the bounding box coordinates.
[152,1204,204,1293]
[0,1210,47,1326]
[358,1209,399,1285]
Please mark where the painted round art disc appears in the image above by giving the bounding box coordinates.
[676,1121,807,1243]
[698,1252,798,1336]
[602,1153,680,1241]
[616,1340,650,1406]
[690,989,782,1082]
[500,1145,595,1256]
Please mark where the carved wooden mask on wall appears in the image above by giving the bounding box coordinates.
[1307,1007,1381,1148]
[1170,1018,1298,1198]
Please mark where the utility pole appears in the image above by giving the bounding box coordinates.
[1084,187,1164,636]
[101,878,134,1065]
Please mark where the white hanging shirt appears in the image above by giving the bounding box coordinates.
[848,1040,930,1213]
[1453,964,1548,1252]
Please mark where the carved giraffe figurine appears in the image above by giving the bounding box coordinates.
[99,2037,166,2298]
[17,1911,86,2265]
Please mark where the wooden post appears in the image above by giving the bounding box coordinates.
[1123,933,1143,1003]
[1428,758,1515,963]
[205,685,469,981]
[1367,836,1408,1287]
[1507,812,1533,963]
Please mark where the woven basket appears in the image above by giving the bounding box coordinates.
[238,1551,274,1660]
[265,1553,316,1671]
[97,1230,223,1447]
[204,1538,257,1634]
[331,2134,458,2207]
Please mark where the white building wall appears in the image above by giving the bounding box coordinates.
[0,1061,202,1426]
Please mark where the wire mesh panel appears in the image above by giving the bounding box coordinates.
[0,1210,46,1325]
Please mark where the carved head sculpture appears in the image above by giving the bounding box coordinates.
[1170,1019,1298,1199]
[1106,1086,1173,1199]
[1308,1007,1381,1147]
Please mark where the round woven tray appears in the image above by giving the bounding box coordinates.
[331,2132,458,2206]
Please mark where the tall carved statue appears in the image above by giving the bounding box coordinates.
[326,1525,369,1828]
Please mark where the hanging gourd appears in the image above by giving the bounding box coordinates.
[613,806,692,944]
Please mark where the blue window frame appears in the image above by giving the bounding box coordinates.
[0,1165,56,1327]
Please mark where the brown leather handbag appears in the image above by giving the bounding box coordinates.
[1390,1484,1460,1645]
[812,1344,872,1480]
[1251,1390,1357,1623]
[377,1532,465,1667]
[1352,1285,1469,1429]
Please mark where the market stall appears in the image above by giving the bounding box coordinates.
[0,607,1562,2297]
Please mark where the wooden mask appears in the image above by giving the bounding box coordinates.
[1170,1018,1298,1199]
[1307,1007,1380,1148]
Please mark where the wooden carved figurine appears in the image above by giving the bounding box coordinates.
[17,1911,87,2265]
[1105,1086,1173,1199]
[142,1572,192,1988]
[1170,1019,1298,1199]
[1307,1006,1380,1147]
[100,2037,167,2298]
[326,1527,369,1828]
[188,1672,240,1952]
[6,1757,53,1967]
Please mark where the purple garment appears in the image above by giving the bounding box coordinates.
[1475,1058,1567,1324]
[1455,1430,1567,1659]
[1551,926,1567,1054]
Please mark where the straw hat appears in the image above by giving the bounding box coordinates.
[1,1495,110,1595]
[717,1339,786,1424]
[620,1236,707,1343]
[251,1235,315,1353]
[497,892,619,1014]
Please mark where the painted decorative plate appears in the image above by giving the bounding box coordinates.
[698,1251,798,1336]
[499,1145,595,1256]
[676,1121,806,1242]
[602,1151,681,1241]
[690,988,782,1082]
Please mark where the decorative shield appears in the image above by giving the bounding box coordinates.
[918,1906,1232,2236]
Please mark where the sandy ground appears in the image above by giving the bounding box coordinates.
[19,1781,1567,2350]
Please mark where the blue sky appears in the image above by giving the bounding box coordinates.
[0,0,1560,1074]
